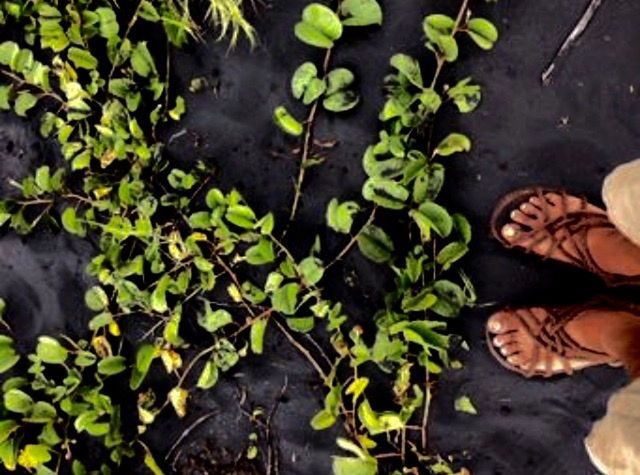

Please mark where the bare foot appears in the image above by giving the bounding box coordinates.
[500,192,640,278]
[486,305,640,377]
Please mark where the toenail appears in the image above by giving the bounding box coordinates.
[503,225,518,239]
[510,210,519,220]
[520,203,529,212]
[488,320,501,332]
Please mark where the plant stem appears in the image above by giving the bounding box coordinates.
[273,317,327,380]
[326,206,377,269]
[288,47,333,224]
[429,0,470,89]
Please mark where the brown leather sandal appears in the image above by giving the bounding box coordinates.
[486,298,627,378]
[491,187,640,287]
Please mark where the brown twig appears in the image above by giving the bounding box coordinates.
[273,318,327,381]
[288,47,333,224]
[541,0,605,85]
[265,377,288,475]
[165,410,218,463]
[326,207,377,269]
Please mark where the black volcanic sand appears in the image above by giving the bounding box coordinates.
[2,1,640,473]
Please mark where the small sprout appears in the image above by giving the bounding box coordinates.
[273,106,304,136]
[455,396,478,415]
[188,76,208,93]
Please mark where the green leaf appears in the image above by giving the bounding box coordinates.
[286,316,315,333]
[245,239,275,265]
[467,18,499,50]
[345,377,369,401]
[196,360,219,389]
[143,448,165,475]
[340,0,383,26]
[74,411,109,436]
[357,224,394,264]
[434,133,471,157]
[164,310,185,347]
[431,280,467,317]
[24,401,56,423]
[271,283,299,315]
[198,305,233,333]
[437,35,458,62]
[0,42,19,66]
[151,274,172,313]
[390,321,450,351]
[414,201,453,238]
[291,62,326,105]
[169,96,186,121]
[362,177,408,209]
[67,47,98,69]
[71,460,86,475]
[130,344,157,390]
[0,336,19,373]
[332,457,377,475]
[436,241,469,270]
[226,204,256,229]
[423,14,455,43]
[447,77,481,113]
[357,399,403,434]
[85,286,109,311]
[453,213,472,244]
[0,85,12,110]
[0,439,16,471]
[390,54,422,87]
[455,395,478,415]
[298,257,324,286]
[97,356,127,376]
[250,318,268,354]
[273,106,303,136]
[131,42,156,77]
[310,408,336,430]
[61,207,86,237]
[36,336,68,364]
[4,389,33,414]
[323,68,359,112]
[13,92,38,117]
[17,444,51,469]
[0,421,18,445]
[88,312,114,331]
[401,289,438,312]
[74,351,97,367]
[295,4,343,48]
[96,7,119,39]
[326,199,359,234]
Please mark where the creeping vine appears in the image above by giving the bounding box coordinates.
[0,0,498,474]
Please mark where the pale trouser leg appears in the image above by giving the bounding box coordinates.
[602,158,640,247]
[584,379,640,475]
[585,161,640,474]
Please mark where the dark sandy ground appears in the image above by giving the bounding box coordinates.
[2,0,640,473]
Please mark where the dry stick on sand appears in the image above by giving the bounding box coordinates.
[541,0,605,85]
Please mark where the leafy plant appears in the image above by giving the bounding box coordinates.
[0,0,498,473]
[205,0,257,47]
[275,0,383,221]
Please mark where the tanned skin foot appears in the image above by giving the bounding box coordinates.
[486,305,640,377]
[500,192,640,278]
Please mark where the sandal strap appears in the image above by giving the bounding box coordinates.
[514,190,620,280]
[496,302,614,378]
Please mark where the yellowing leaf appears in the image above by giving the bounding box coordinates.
[168,387,188,418]
[160,349,183,373]
[17,444,51,469]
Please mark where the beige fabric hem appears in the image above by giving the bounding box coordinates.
[584,378,640,474]
[602,158,640,247]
